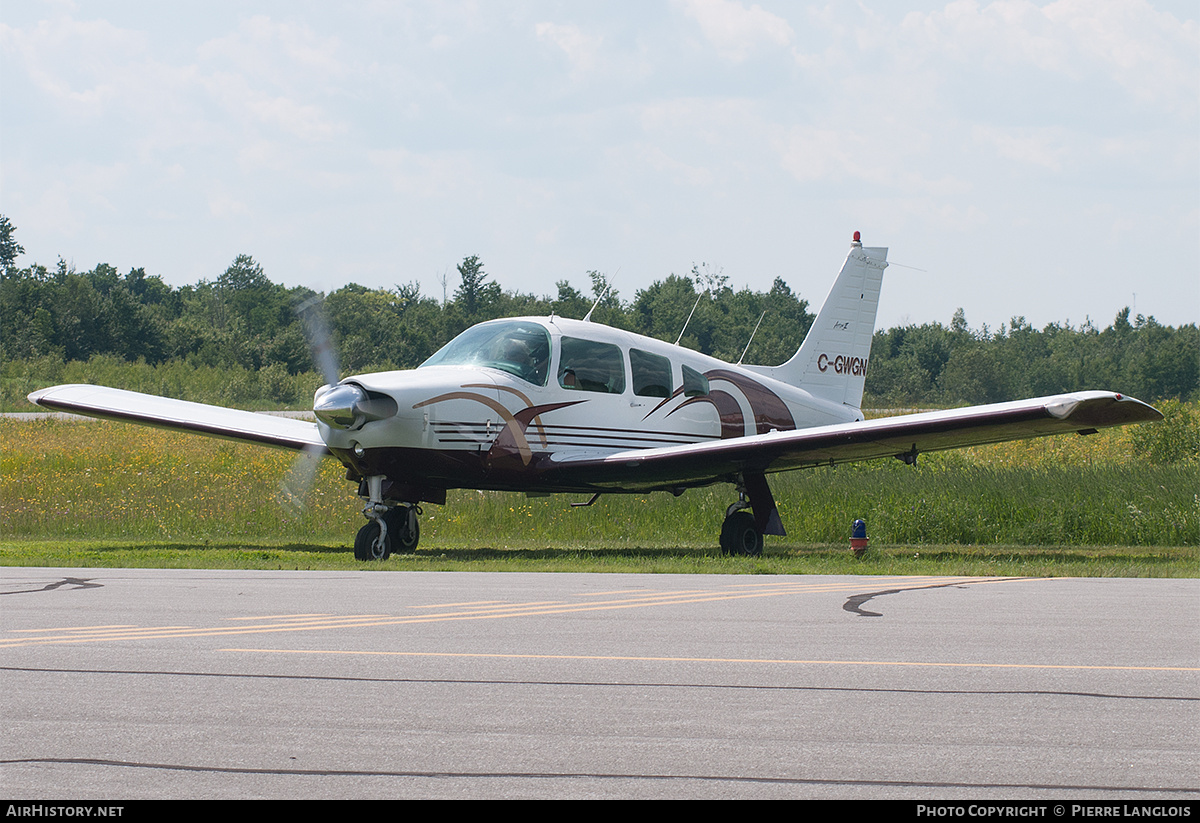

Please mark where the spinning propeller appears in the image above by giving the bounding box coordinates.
[277,296,343,511]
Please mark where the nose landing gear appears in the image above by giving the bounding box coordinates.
[353,475,421,561]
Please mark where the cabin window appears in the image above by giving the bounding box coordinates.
[682,364,709,397]
[419,320,551,386]
[558,337,626,394]
[630,348,672,398]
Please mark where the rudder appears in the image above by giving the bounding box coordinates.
[745,233,887,409]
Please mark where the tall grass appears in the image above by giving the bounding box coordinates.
[1,420,357,541]
[2,418,1195,551]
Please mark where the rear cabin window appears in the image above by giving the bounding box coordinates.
[630,348,672,398]
[558,337,626,394]
[682,364,709,397]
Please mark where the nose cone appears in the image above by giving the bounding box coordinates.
[314,384,369,429]
[314,383,398,430]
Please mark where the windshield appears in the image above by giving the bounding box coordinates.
[419,321,551,386]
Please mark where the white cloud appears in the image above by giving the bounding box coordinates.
[194,17,348,142]
[972,125,1070,172]
[368,147,470,200]
[899,0,1197,114]
[674,0,793,61]
[1045,0,1199,114]
[535,21,604,77]
[206,190,251,219]
[774,126,866,183]
[0,14,148,117]
[620,142,715,188]
[196,14,347,82]
[199,70,346,142]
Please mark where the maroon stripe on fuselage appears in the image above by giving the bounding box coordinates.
[705,369,796,434]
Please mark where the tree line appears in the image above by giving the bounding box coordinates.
[1,215,1195,409]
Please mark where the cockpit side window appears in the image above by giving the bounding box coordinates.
[682,364,709,397]
[630,348,672,398]
[419,321,551,386]
[558,337,626,394]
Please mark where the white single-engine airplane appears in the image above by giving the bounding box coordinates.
[29,233,1162,559]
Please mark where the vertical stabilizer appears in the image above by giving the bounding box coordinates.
[745,233,887,409]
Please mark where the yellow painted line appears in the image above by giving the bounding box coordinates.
[11,625,192,638]
[411,600,509,608]
[577,589,654,597]
[588,589,712,600]
[223,614,391,623]
[10,624,139,633]
[225,614,334,621]
[412,600,570,612]
[1,615,419,647]
[0,577,1039,649]
[223,647,1200,673]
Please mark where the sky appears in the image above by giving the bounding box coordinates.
[1,0,1197,334]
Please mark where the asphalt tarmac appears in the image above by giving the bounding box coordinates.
[2,568,1197,800]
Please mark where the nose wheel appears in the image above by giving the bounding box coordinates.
[354,475,421,560]
[354,518,391,561]
[353,505,420,561]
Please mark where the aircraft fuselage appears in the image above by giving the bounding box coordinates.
[317,316,862,501]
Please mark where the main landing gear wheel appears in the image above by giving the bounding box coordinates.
[720,510,763,557]
[354,519,391,561]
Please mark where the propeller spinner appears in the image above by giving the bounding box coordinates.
[314,383,397,430]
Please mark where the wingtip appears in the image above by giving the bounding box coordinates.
[27,384,85,408]
[1049,392,1163,426]
[26,386,56,407]
[1109,392,1164,423]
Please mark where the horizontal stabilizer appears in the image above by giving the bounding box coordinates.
[27,384,328,454]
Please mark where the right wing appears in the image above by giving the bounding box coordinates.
[545,391,1161,490]
[27,384,328,454]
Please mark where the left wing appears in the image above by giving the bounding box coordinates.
[548,391,1161,490]
[27,384,328,454]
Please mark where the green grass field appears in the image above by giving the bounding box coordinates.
[2,417,1196,576]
